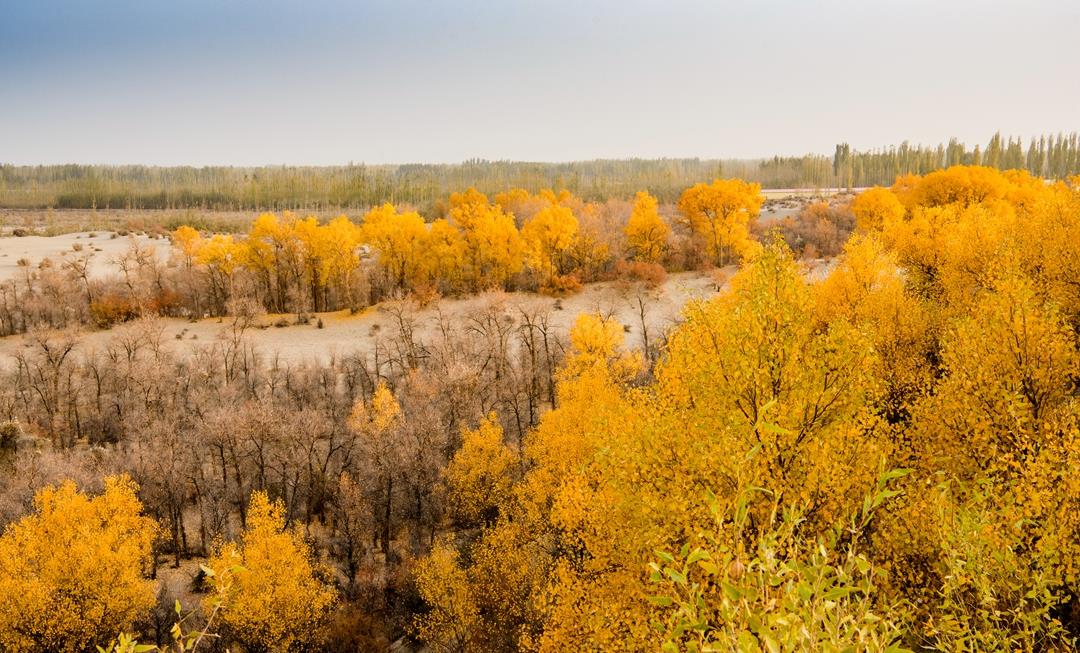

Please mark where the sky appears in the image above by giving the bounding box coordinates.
[1,0,1077,166]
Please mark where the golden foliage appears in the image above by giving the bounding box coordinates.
[521,204,579,285]
[444,413,516,527]
[0,476,157,653]
[623,190,669,263]
[851,186,905,232]
[413,543,484,653]
[207,491,337,652]
[415,167,1080,651]
[677,178,763,266]
[449,188,525,290]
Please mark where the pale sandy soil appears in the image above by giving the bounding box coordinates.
[0,231,173,280]
[0,259,834,367]
[0,270,725,366]
[0,231,833,366]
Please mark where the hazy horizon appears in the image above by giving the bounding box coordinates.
[2,0,1077,167]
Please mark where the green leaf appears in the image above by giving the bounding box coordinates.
[881,467,912,482]
[737,631,760,652]
[821,586,857,600]
[722,581,742,602]
[853,556,871,575]
[761,633,780,653]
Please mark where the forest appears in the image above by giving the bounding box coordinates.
[2,131,1079,211]
[0,165,1078,652]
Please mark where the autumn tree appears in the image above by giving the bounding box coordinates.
[623,190,668,262]
[850,186,905,232]
[196,234,243,314]
[677,178,762,266]
[909,277,1080,582]
[443,413,516,528]
[448,188,524,291]
[416,218,465,294]
[207,491,337,652]
[0,476,157,653]
[348,382,404,559]
[171,225,204,315]
[414,241,886,650]
[814,234,935,422]
[361,203,428,292]
[521,204,579,287]
[244,212,303,313]
[413,543,484,653]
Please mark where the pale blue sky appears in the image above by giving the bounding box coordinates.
[1,0,1077,165]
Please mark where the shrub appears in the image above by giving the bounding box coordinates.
[916,484,1075,651]
[649,468,912,652]
[540,273,582,296]
[89,293,140,328]
[613,259,668,288]
[0,421,20,450]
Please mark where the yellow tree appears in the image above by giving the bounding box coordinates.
[244,212,305,312]
[414,313,639,652]
[521,204,579,286]
[814,234,935,424]
[677,178,762,266]
[444,413,517,528]
[416,218,465,293]
[360,203,428,291]
[289,214,364,311]
[851,186,905,232]
[317,215,364,310]
[291,215,328,311]
[0,476,158,653]
[910,277,1080,577]
[195,233,243,314]
[413,543,484,653]
[900,165,1010,209]
[171,224,203,262]
[629,237,883,552]
[413,241,885,651]
[532,242,881,649]
[448,188,524,290]
[207,491,336,653]
[623,190,669,262]
[493,187,548,224]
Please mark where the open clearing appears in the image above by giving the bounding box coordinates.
[0,229,833,366]
[0,231,172,280]
[0,270,723,366]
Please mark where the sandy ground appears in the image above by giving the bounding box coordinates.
[0,270,724,366]
[0,229,833,366]
[0,258,835,367]
[0,231,173,280]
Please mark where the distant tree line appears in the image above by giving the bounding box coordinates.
[2,131,1077,211]
[832,131,1080,190]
